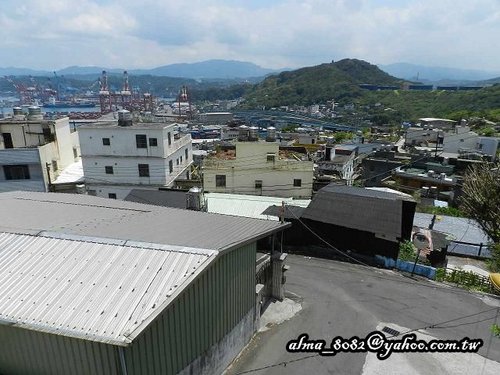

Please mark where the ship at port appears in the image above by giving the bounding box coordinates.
[43,97,96,108]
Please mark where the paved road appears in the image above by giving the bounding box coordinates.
[227,255,500,375]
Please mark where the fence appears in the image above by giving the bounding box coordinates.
[256,255,272,305]
[437,267,499,295]
[447,240,491,258]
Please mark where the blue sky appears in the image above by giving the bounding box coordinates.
[0,0,499,71]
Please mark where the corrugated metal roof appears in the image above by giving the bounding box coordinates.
[0,191,289,252]
[413,213,490,244]
[0,232,217,346]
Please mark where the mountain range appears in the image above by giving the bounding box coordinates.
[379,62,500,83]
[0,60,282,80]
[3,59,500,82]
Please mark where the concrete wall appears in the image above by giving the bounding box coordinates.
[0,148,46,192]
[79,124,193,199]
[203,142,314,198]
[443,128,478,154]
[78,124,190,159]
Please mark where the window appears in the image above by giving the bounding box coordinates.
[180,156,183,163]
[108,193,117,199]
[176,158,179,166]
[2,133,13,148]
[73,148,78,159]
[169,160,173,173]
[51,160,58,172]
[87,190,97,196]
[167,132,172,146]
[293,179,302,187]
[102,138,110,146]
[267,153,276,162]
[149,137,158,147]
[3,165,30,180]
[255,180,263,189]
[138,164,150,177]
[185,148,189,160]
[105,166,114,174]
[136,134,147,148]
[216,175,226,188]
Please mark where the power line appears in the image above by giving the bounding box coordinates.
[233,306,500,374]
[284,204,372,268]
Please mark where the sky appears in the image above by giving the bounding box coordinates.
[1,0,499,71]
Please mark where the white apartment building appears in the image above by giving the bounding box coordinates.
[203,140,314,198]
[0,107,78,192]
[79,111,192,199]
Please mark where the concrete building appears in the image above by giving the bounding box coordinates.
[0,107,78,193]
[202,140,314,198]
[317,147,356,185]
[79,111,192,199]
[361,151,411,187]
[418,118,457,130]
[382,162,458,202]
[405,127,441,147]
[199,112,233,124]
[442,126,499,161]
[0,191,289,375]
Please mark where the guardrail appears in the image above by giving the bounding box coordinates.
[447,241,491,259]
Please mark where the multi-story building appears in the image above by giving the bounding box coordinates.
[79,110,192,199]
[202,133,313,198]
[0,107,77,192]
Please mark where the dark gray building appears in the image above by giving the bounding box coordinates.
[264,185,416,259]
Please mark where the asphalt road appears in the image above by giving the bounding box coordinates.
[227,255,500,375]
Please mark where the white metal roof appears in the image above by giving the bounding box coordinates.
[205,193,311,221]
[0,231,216,346]
[53,160,84,184]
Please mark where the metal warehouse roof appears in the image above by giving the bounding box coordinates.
[0,232,217,346]
[413,213,490,244]
[0,191,289,252]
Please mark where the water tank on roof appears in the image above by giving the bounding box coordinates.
[238,125,249,141]
[117,109,133,127]
[248,126,259,141]
[266,126,276,142]
[27,106,43,121]
[12,107,24,120]
[186,187,205,211]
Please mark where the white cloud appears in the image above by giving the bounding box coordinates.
[0,0,499,71]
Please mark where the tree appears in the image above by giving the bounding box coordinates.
[460,162,500,271]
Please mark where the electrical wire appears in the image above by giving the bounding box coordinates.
[284,204,373,268]
[233,306,500,374]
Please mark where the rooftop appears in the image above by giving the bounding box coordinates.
[301,185,415,240]
[78,121,178,130]
[0,191,289,252]
[0,231,216,346]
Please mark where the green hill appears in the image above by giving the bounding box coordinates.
[242,59,403,108]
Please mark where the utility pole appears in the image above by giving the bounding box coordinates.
[45,162,53,192]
